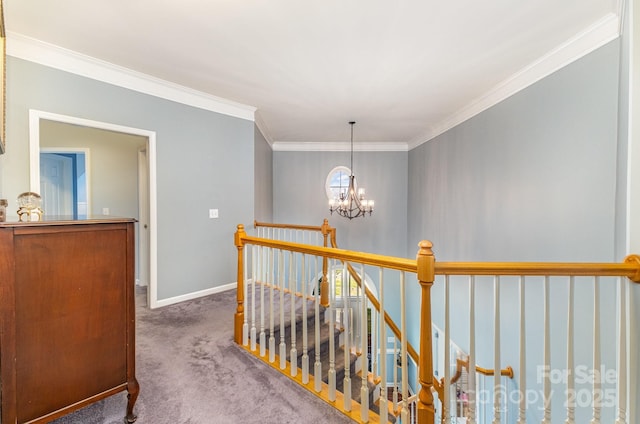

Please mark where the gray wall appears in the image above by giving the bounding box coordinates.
[254,125,273,222]
[273,150,408,257]
[407,40,622,423]
[2,57,255,301]
[40,119,146,219]
[408,40,620,263]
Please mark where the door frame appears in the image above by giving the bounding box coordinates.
[137,148,150,288]
[28,109,159,308]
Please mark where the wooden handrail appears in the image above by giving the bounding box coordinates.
[450,357,514,385]
[435,258,640,282]
[237,233,417,272]
[254,220,326,232]
[245,232,640,281]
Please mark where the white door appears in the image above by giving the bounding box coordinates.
[40,153,73,216]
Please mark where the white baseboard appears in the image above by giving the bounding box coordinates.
[152,282,236,308]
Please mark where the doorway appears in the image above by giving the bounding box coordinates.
[40,149,89,218]
[29,109,159,308]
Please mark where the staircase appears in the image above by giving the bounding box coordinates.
[245,281,395,423]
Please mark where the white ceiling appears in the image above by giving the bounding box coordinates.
[5,0,623,149]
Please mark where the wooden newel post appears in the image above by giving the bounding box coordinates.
[320,219,330,307]
[416,240,436,424]
[234,224,246,344]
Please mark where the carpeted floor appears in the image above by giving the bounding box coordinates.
[51,287,354,424]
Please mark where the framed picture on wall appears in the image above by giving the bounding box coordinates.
[0,0,5,155]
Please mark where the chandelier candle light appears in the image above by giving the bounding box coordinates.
[329,121,374,219]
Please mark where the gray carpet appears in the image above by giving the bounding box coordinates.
[51,288,354,424]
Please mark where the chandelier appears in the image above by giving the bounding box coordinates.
[329,121,374,219]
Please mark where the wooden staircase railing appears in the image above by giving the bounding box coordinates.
[236,221,640,424]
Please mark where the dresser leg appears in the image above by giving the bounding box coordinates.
[125,378,140,423]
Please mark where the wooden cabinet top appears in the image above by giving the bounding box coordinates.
[0,216,136,228]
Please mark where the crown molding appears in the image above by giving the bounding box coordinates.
[254,112,274,146]
[271,141,408,152]
[408,12,622,150]
[7,32,256,122]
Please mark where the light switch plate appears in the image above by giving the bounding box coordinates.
[209,209,219,219]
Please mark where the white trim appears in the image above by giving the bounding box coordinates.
[618,0,627,34]
[9,32,256,122]
[624,0,638,420]
[408,12,622,150]
[28,109,160,309]
[254,112,274,147]
[152,282,236,308]
[272,141,408,152]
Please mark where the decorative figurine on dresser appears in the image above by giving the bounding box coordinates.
[16,191,44,222]
[0,216,139,423]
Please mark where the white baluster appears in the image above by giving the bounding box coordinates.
[541,276,551,424]
[615,277,627,424]
[372,307,378,376]
[468,276,477,424]
[517,276,526,424]
[314,256,322,393]
[401,272,409,423]
[360,263,369,422]
[566,276,575,424]
[444,275,451,424]
[259,247,266,357]
[302,254,309,384]
[343,264,352,411]
[393,338,398,412]
[493,276,501,424]
[279,250,286,370]
[268,248,275,363]
[328,260,337,401]
[250,246,258,352]
[242,245,249,346]
[591,277,601,424]
[290,252,298,377]
[378,267,388,422]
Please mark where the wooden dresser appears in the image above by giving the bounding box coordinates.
[0,218,139,423]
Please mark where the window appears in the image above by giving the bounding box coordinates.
[332,268,361,297]
[325,166,353,200]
